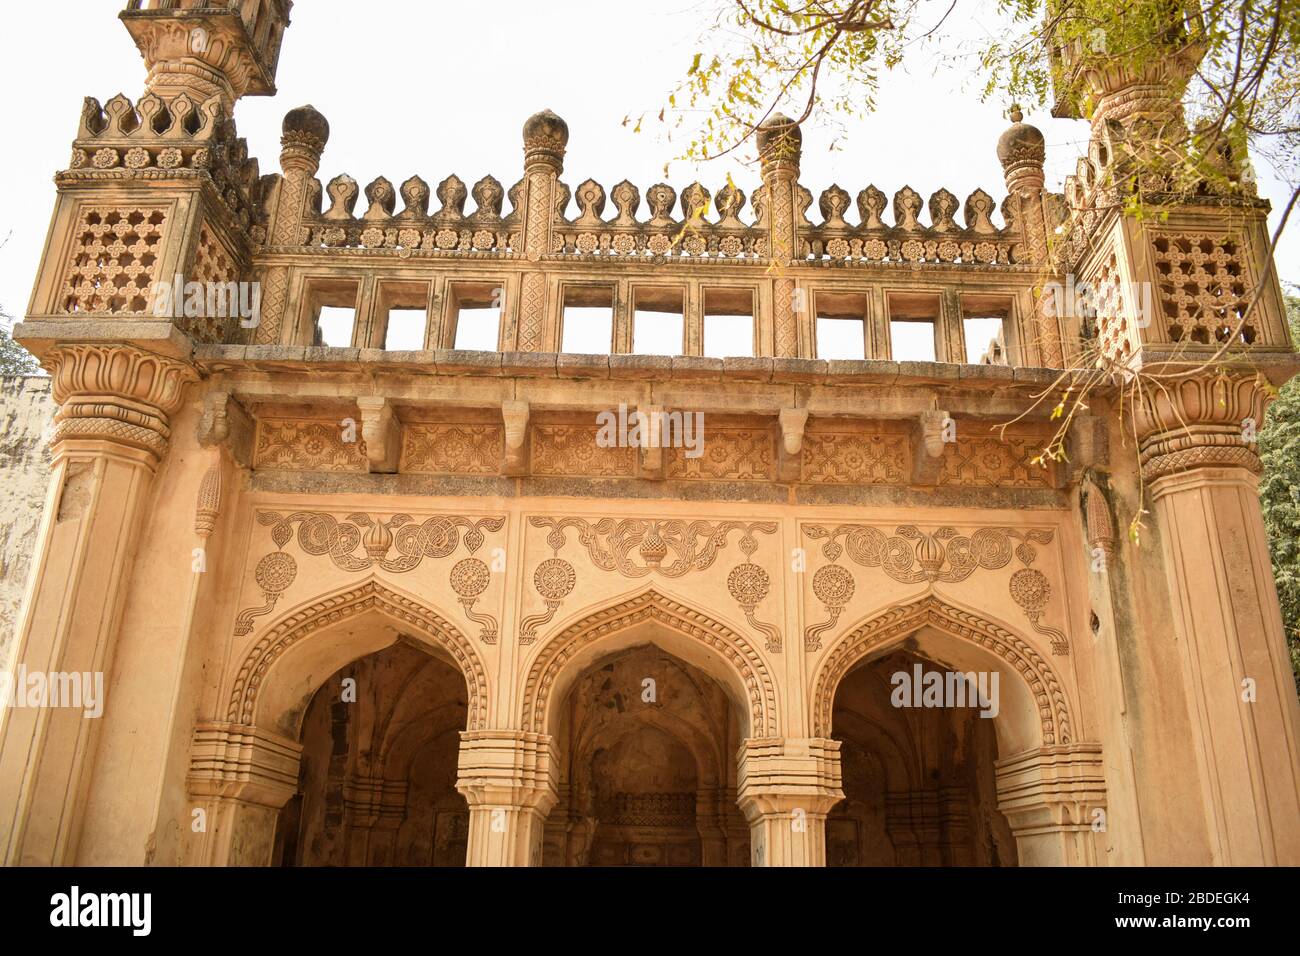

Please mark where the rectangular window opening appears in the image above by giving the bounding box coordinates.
[448,281,502,352]
[887,292,939,362]
[376,281,431,351]
[316,307,356,347]
[815,292,868,360]
[561,285,615,353]
[303,277,360,347]
[961,294,1012,365]
[632,286,685,355]
[703,287,755,358]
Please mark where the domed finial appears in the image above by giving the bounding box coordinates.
[757,112,802,177]
[523,109,569,172]
[282,104,330,149]
[280,104,329,173]
[997,106,1045,183]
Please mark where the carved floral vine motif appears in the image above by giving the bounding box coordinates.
[801,524,1069,655]
[235,511,505,642]
[522,516,781,650]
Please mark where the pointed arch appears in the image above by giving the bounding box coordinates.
[227,578,489,734]
[810,594,1072,746]
[520,588,778,737]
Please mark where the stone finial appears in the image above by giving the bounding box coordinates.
[523,109,569,172]
[280,104,329,174]
[997,105,1046,194]
[756,113,802,177]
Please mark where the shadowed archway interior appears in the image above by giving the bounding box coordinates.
[275,640,470,867]
[541,642,751,866]
[827,646,1017,866]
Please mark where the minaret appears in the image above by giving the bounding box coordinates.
[1047,13,1300,865]
[120,0,293,111]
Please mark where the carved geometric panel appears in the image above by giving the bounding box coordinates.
[802,432,910,484]
[938,433,1055,488]
[401,423,502,475]
[61,206,167,314]
[254,419,367,472]
[531,424,636,477]
[665,427,773,480]
[1152,232,1253,345]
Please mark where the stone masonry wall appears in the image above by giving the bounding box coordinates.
[0,376,53,666]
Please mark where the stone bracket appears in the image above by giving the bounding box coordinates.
[638,404,665,480]
[502,399,530,476]
[1065,413,1110,485]
[777,407,808,482]
[911,409,951,486]
[356,395,399,473]
[197,389,254,467]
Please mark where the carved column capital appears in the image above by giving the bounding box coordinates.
[45,343,198,463]
[1134,373,1271,488]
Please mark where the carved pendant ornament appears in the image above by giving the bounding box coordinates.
[523,517,782,651]
[235,511,505,642]
[802,524,1069,655]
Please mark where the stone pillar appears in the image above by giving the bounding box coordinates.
[996,107,1062,367]
[995,744,1108,865]
[186,721,302,866]
[517,110,568,352]
[1137,374,1300,865]
[0,343,196,865]
[456,730,558,867]
[757,114,802,359]
[736,737,843,867]
[255,105,330,345]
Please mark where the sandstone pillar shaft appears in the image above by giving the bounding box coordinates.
[0,344,196,864]
[1140,375,1300,865]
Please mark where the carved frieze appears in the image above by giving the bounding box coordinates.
[235,511,505,642]
[803,523,1069,655]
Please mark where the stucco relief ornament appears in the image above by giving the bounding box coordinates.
[451,557,497,644]
[523,516,780,649]
[233,511,504,639]
[519,551,577,646]
[805,564,855,651]
[802,523,1068,654]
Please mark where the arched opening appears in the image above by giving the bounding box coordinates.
[274,639,470,867]
[814,596,1078,867]
[826,641,1017,866]
[541,641,751,866]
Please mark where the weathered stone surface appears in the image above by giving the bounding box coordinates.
[0,376,53,668]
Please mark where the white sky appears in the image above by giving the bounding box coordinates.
[1,0,1295,352]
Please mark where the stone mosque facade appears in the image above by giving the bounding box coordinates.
[0,0,1297,866]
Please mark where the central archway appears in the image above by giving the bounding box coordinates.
[522,589,767,867]
[520,588,779,739]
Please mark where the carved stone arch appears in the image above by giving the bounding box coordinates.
[227,578,489,736]
[810,594,1073,747]
[520,587,778,738]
